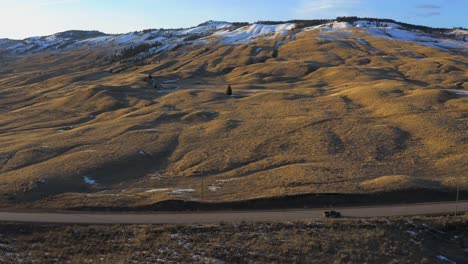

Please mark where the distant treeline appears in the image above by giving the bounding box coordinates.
[335,17,462,33]
[112,42,162,61]
[255,19,333,28]
[255,17,466,33]
[41,30,107,40]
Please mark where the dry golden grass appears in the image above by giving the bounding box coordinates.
[0,28,466,208]
[1,215,467,263]
[359,175,440,191]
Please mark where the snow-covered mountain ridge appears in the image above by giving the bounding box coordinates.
[0,18,466,56]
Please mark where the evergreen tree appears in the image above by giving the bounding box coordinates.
[226,85,232,95]
[272,49,278,58]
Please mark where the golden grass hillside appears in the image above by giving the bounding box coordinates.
[0,27,466,208]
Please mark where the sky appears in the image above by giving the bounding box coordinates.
[1,0,467,39]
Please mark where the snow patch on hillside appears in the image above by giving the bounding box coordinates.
[78,35,115,45]
[301,21,467,50]
[355,21,466,49]
[145,188,169,193]
[302,22,354,40]
[215,23,295,44]
[149,43,177,54]
[171,189,195,194]
[180,21,232,35]
[83,176,96,185]
[115,33,138,45]
[303,21,352,32]
[2,20,466,56]
[367,27,467,49]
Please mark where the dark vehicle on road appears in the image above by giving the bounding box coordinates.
[323,210,342,218]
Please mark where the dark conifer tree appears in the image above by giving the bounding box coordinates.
[226,85,232,95]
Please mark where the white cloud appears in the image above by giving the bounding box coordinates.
[294,0,366,19]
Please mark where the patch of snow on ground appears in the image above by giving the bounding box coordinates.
[171,189,195,194]
[299,20,467,50]
[79,35,115,45]
[83,176,96,185]
[405,230,417,236]
[215,23,295,44]
[208,185,221,192]
[304,22,352,33]
[216,178,240,183]
[145,188,169,193]
[330,22,352,30]
[446,29,468,41]
[244,89,276,93]
[145,36,167,43]
[436,255,455,264]
[180,21,232,35]
[303,23,329,32]
[303,22,354,40]
[149,43,173,54]
[6,42,25,50]
[444,89,468,96]
[367,27,467,50]
[115,33,138,45]
[44,34,60,42]
[356,38,368,45]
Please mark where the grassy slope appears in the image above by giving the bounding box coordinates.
[0,28,466,208]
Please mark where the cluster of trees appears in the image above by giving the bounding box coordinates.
[255,19,333,29]
[226,85,232,95]
[272,49,279,58]
[52,30,106,40]
[252,17,465,34]
[197,20,249,30]
[336,16,458,34]
[183,35,204,42]
[231,22,250,28]
[111,42,162,62]
[171,42,185,51]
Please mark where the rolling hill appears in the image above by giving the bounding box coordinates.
[0,18,466,209]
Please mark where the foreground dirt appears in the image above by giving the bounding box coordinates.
[0,215,466,263]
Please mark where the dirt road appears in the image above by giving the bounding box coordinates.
[0,201,466,224]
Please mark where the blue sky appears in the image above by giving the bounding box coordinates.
[1,0,466,39]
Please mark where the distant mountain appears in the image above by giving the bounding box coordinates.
[0,18,466,57]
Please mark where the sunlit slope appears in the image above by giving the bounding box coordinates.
[0,24,466,208]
